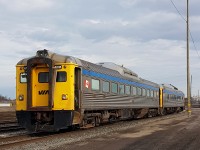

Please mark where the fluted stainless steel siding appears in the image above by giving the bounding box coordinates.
[82,92,159,110]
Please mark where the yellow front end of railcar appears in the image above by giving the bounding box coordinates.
[159,87,163,108]
[16,63,77,110]
[159,87,164,114]
[16,65,27,111]
[16,60,78,130]
[16,50,81,132]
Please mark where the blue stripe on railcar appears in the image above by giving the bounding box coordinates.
[82,69,159,91]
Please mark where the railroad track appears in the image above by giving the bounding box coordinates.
[0,111,187,150]
[0,134,44,149]
[0,122,24,132]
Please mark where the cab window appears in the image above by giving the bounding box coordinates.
[56,71,67,82]
[20,73,27,83]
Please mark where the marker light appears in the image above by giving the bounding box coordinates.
[54,65,62,69]
[19,95,24,101]
[62,94,68,100]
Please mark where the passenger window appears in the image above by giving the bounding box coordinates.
[20,73,27,83]
[119,84,125,95]
[168,94,170,99]
[154,91,157,98]
[103,81,110,93]
[142,89,146,96]
[92,79,100,91]
[38,72,49,83]
[150,90,154,97]
[137,87,142,96]
[111,83,118,94]
[132,86,137,95]
[56,71,67,82]
[147,89,150,97]
[163,93,165,98]
[125,85,131,95]
[157,91,159,97]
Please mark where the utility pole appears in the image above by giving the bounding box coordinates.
[187,0,191,116]
[191,75,192,97]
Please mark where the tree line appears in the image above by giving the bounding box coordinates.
[0,94,12,102]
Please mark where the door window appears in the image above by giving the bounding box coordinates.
[56,71,67,82]
[38,72,49,83]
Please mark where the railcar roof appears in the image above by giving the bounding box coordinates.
[16,49,159,87]
[16,50,82,66]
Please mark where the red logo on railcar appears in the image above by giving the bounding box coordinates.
[85,80,90,88]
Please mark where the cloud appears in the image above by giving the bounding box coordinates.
[0,0,200,98]
[0,0,55,12]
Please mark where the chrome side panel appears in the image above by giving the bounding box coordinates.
[82,92,159,110]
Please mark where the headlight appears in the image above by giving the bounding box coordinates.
[62,94,68,100]
[19,95,24,101]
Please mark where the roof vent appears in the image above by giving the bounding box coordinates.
[96,62,139,80]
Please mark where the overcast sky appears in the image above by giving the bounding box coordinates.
[0,0,200,99]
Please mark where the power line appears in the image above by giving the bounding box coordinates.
[170,0,200,59]
[190,31,200,58]
[170,0,186,22]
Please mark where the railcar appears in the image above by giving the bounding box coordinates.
[16,50,184,132]
[161,84,185,114]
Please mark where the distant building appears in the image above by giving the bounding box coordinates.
[0,100,12,107]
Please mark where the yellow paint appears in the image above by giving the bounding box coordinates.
[32,66,49,107]
[53,63,77,110]
[16,65,27,111]
[16,62,77,112]
[159,87,163,108]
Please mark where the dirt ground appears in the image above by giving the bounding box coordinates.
[0,106,15,112]
[58,109,200,150]
[0,106,16,122]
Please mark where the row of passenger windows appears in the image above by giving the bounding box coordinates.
[164,93,183,101]
[91,79,159,97]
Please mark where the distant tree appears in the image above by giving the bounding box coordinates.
[0,94,12,102]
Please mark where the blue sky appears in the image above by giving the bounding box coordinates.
[0,0,200,99]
